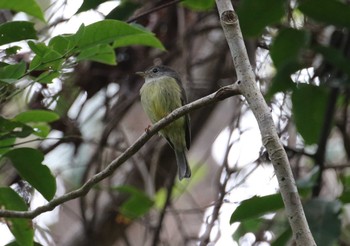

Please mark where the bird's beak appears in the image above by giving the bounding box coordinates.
[136,71,145,77]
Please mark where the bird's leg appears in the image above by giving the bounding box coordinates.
[144,125,152,133]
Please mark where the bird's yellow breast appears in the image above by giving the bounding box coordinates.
[140,76,183,123]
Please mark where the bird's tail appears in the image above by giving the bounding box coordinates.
[175,149,191,180]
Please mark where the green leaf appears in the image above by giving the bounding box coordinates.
[29,51,63,71]
[5,46,22,56]
[36,70,60,84]
[75,20,164,50]
[270,28,309,68]
[304,199,341,246]
[267,28,309,98]
[0,116,35,140]
[0,187,34,246]
[48,35,76,56]
[296,166,319,197]
[340,173,350,189]
[271,227,292,246]
[0,62,26,84]
[3,148,56,201]
[339,191,350,204]
[15,110,59,123]
[182,0,215,11]
[77,0,109,13]
[65,24,85,47]
[237,0,285,37]
[230,194,284,223]
[315,45,350,77]
[113,33,165,50]
[154,188,167,209]
[0,0,45,21]
[31,124,51,138]
[77,44,116,65]
[299,0,350,28]
[5,241,43,246]
[28,41,64,71]
[0,21,37,46]
[28,41,49,56]
[106,1,141,21]
[292,85,329,145]
[233,218,265,241]
[266,61,300,99]
[114,185,154,219]
[0,137,16,155]
[339,172,350,203]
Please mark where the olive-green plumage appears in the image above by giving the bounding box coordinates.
[137,65,191,180]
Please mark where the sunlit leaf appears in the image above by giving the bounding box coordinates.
[15,110,59,123]
[31,124,51,138]
[154,188,167,209]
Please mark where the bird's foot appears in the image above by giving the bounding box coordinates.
[144,125,151,133]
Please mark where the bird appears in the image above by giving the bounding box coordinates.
[136,65,191,180]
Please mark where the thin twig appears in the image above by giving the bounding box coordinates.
[127,0,183,23]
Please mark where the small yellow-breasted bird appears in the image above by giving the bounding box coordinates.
[136,65,191,180]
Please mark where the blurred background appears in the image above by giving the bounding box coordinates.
[1,0,350,245]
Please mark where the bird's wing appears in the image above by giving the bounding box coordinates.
[175,76,191,150]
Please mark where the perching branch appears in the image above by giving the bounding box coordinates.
[215,0,316,245]
[0,84,239,219]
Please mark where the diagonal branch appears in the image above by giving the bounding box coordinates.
[0,84,239,219]
[215,0,316,245]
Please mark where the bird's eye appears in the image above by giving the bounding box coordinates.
[152,68,158,73]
